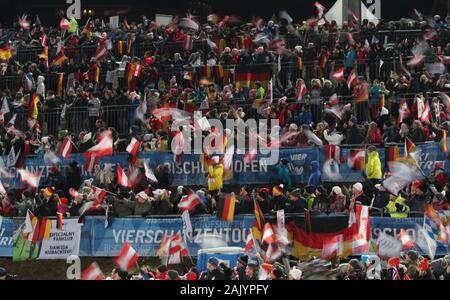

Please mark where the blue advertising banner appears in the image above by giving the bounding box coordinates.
[1,216,449,258]
[0,143,448,188]
[0,217,16,257]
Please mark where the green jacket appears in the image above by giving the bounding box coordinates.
[307,194,316,211]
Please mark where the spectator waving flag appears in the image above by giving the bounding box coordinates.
[262,223,276,244]
[183,35,194,51]
[252,199,265,241]
[397,229,414,249]
[244,230,256,252]
[85,133,113,157]
[59,136,73,159]
[178,190,202,212]
[59,17,71,30]
[115,242,139,271]
[81,262,105,280]
[217,193,237,222]
[18,169,40,188]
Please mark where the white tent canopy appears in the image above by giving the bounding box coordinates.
[319,0,380,26]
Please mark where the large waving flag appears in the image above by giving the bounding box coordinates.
[85,134,113,157]
[115,242,138,271]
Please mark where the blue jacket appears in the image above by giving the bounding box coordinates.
[275,163,292,190]
[345,48,356,68]
[299,111,312,126]
[308,161,322,188]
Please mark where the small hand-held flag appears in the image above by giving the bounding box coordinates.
[115,242,139,271]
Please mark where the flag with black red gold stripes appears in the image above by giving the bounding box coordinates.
[217,193,237,222]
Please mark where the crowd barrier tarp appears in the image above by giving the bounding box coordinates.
[1,215,449,258]
[0,143,448,189]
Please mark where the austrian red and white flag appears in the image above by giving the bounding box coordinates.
[398,98,410,123]
[398,229,414,249]
[322,234,344,259]
[329,93,339,106]
[178,190,202,211]
[262,223,276,244]
[84,156,99,174]
[347,70,357,89]
[169,234,189,257]
[85,135,113,157]
[59,136,73,159]
[117,164,130,188]
[325,144,344,164]
[18,169,40,188]
[81,262,105,280]
[243,148,257,164]
[59,17,71,30]
[347,148,366,170]
[244,230,255,252]
[115,242,139,271]
[183,35,193,51]
[295,82,308,102]
[126,137,140,157]
[351,233,370,254]
[92,186,107,203]
[143,162,158,182]
[417,97,431,123]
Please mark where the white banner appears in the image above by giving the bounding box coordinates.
[38,219,82,259]
[182,210,193,239]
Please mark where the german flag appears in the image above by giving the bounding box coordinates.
[53,52,68,66]
[38,217,52,240]
[0,45,12,61]
[31,217,41,243]
[405,138,416,156]
[214,65,224,79]
[29,93,40,120]
[126,38,133,55]
[56,212,63,230]
[441,130,448,153]
[202,66,211,78]
[117,40,124,55]
[82,71,89,82]
[217,194,236,222]
[127,62,137,91]
[92,65,100,83]
[252,199,265,241]
[235,65,271,89]
[56,73,64,96]
[297,56,304,71]
[286,215,357,259]
[385,145,399,168]
[214,38,226,55]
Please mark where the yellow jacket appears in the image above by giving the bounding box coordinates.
[366,151,382,180]
[207,164,224,191]
[386,196,410,218]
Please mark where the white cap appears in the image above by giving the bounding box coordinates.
[153,189,164,196]
[353,182,363,192]
[136,191,149,201]
[332,186,342,196]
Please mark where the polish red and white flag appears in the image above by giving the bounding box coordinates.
[115,242,139,271]
[126,137,140,157]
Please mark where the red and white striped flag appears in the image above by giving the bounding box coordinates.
[329,93,339,106]
[92,186,107,203]
[81,262,105,280]
[117,164,130,188]
[115,242,139,271]
[59,17,71,30]
[18,169,40,188]
[332,68,344,81]
[244,230,255,252]
[59,136,73,159]
[183,35,193,51]
[322,235,344,259]
[347,148,366,170]
[143,162,158,182]
[84,156,99,174]
[126,137,140,157]
[85,135,113,157]
[93,45,108,62]
[347,70,357,89]
[417,96,431,123]
[398,98,410,123]
[262,223,276,244]
[168,234,189,257]
[351,233,370,254]
[397,229,414,249]
[178,190,201,211]
[325,144,344,164]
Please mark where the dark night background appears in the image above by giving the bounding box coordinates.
[0,0,448,25]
